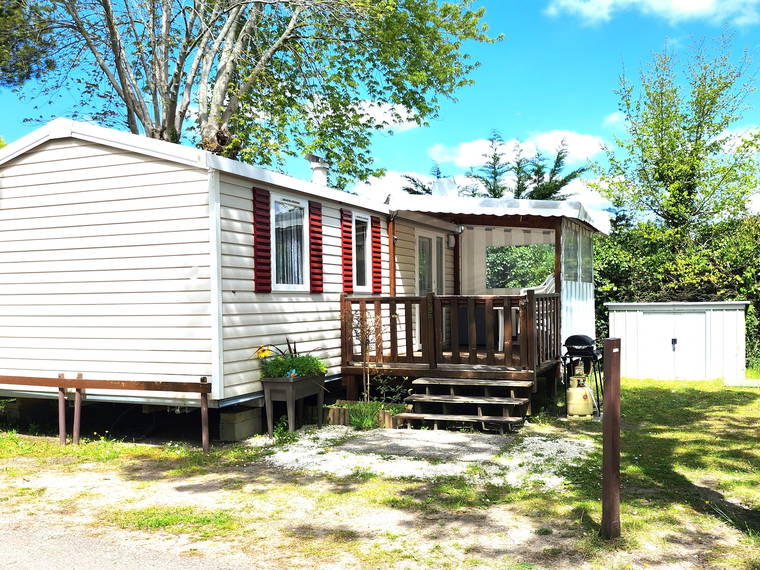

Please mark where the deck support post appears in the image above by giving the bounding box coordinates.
[343,375,360,401]
[601,338,622,539]
[200,376,209,454]
[57,374,66,446]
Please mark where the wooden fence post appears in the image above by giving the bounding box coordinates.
[200,376,210,454]
[601,337,622,539]
[73,373,83,445]
[57,373,66,446]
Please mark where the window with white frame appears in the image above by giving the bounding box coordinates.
[353,214,370,291]
[271,194,308,291]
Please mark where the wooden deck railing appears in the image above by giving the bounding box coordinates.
[340,291,561,372]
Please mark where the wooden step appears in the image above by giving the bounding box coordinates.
[394,412,524,424]
[405,394,529,406]
[412,377,534,388]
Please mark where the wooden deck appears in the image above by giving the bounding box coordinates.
[340,291,562,388]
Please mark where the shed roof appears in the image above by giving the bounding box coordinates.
[0,118,606,231]
[606,301,750,311]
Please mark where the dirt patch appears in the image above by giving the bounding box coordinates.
[0,425,756,569]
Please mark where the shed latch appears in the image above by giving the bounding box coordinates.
[671,338,677,351]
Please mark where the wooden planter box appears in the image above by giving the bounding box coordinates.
[321,400,404,429]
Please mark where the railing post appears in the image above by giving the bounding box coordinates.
[425,292,438,369]
[601,338,622,539]
[526,290,538,375]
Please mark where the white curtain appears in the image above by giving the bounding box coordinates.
[274,201,304,285]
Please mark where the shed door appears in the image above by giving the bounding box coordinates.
[640,312,675,379]
[673,312,706,380]
[640,311,706,380]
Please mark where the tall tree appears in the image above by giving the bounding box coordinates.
[463,133,585,200]
[0,136,6,148]
[465,130,509,198]
[527,142,587,200]
[0,0,55,87]
[600,37,759,229]
[594,37,760,366]
[401,163,445,196]
[25,0,494,187]
[510,144,532,199]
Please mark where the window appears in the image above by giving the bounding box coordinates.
[562,228,579,282]
[580,234,593,283]
[485,244,555,289]
[271,195,308,291]
[353,214,370,291]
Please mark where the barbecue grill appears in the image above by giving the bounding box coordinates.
[561,334,603,415]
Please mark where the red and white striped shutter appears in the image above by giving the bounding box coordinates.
[252,187,271,293]
[371,216,382,294]
[340,208,353,293]
[309,201,323,293]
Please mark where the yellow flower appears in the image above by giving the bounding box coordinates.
[255,346,273,359]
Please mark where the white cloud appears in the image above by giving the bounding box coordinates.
[528,130,605,162]
[427,130,605,169]
[603,111,625,129]
[750,193,760,213]
[351,170,427,203]
[545,0,760,26]
[428,139,497,168]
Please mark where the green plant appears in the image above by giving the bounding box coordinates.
[373,376,412,404]
[255,339,327,379]
[260,355,326,379]
[345,401,384,430]
[273,416,298,445]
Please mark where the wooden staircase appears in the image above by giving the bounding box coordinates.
[394,377,533,434]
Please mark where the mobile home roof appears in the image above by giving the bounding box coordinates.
[0,118,606,231]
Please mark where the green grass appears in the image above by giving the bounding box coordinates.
[747,366,760,380]
[108,506,239,539]
[0,430,269,477]
[1,379,758,568]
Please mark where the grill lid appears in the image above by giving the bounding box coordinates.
[564,334,596,349]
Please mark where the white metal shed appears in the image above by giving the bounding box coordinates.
[607,302,749,384]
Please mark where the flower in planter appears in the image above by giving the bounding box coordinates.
[255,345,274,359]
[253,339,327,380]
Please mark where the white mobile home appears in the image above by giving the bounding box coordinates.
[0,119,604,409]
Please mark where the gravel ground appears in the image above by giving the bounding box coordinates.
[262,425,595,489]
[0,515,248,570]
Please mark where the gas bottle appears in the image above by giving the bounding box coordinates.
[567,375,594,417]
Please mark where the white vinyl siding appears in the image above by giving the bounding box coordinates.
[0,139,213,400]
[219,174,389,399]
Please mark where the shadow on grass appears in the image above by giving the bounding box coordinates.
[562,383,760,536]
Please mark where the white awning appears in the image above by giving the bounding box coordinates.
[389,194,608,233]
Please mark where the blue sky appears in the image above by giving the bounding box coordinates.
[2,0,760,212]
[352,0,760,209]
